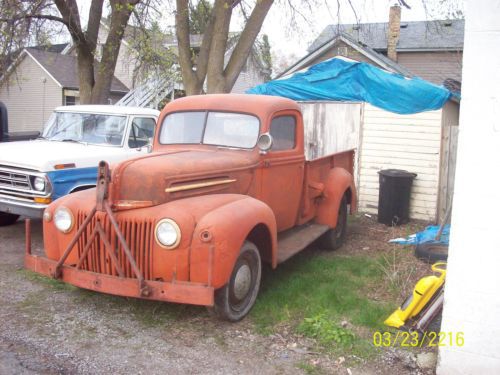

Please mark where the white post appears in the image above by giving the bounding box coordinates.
[438,1,500,374]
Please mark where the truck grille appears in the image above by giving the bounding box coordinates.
[76,211,155,280]
[0,169,30,189]
[0,165,45,200]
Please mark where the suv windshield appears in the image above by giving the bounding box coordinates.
[159,111,260,149]
[42,112,127,146]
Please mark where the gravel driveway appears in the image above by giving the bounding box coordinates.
[0,220,310,375]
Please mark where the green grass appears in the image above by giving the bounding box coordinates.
[296,361,325,375]
[250,250,394,358]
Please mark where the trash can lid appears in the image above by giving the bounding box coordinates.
[378,169,417,178]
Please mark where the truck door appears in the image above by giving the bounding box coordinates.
[127,117,157,152]
[260,112,305,231]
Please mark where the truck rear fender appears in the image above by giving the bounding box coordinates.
[189,195,277,289]
[315,167,356,228]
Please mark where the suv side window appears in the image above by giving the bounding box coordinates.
[270,115,296,151]
[128,117,156,148]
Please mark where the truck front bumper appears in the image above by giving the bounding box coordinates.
[0,195,47,218]
[23,220,214,306]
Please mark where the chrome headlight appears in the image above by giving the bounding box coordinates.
[33,176,46,191]
[54,207,74,233]
[155,218,181,249]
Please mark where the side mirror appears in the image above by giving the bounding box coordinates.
[257,133,273,153]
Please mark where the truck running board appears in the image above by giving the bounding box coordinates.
[277,223,330,263]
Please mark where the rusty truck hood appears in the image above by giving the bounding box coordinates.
[110,148,259,207]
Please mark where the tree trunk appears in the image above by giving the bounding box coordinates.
[91,3,134,103]
[205,0,232,93]
[76,44,95,104]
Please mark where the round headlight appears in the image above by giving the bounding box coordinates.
[54,207,74,233]
[155,219,181,249]
[34,176,46,191]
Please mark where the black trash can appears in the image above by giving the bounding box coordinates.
[377,169,417,226]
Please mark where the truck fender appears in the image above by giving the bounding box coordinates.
[189,195,277,289]
[315,167,356,228]
[47,167,98,199]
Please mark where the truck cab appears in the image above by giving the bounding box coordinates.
[25,95,356,321]
[0,105,159,225]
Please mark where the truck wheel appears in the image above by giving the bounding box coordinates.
[211,241,262,322]
[320,196,348,250]
[0,212,19,226]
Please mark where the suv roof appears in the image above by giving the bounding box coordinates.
[55,105,160,116]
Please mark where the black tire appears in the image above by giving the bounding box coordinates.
[0,212,19,226]
[320,196,348,250]
[415,243,448,263]
[210,241,262,322]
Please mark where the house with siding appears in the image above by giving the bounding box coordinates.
[278,6,464,87]
[0,47,128,133]
[276,6,463,223]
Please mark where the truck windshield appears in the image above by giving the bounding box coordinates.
[42,112,127,146]
[159,111,260,149]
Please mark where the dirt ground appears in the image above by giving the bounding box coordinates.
[0,216,437,374]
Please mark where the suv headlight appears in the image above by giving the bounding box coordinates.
[33,176,46,191]
[54,207,74,233]
[155,218,181,249]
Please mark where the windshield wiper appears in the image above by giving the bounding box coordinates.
[61,138,84,144]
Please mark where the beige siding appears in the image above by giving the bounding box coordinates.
[97,26,134,89]
[307,40,381,69]
[397,51,463,85]
[358,104,443,221]
[0,54,62,132]
[229,56,267,94]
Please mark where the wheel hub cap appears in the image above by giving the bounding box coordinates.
[233,264,252,300]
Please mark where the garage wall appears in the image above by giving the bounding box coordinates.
[358,104,443,221]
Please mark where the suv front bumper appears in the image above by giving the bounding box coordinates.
[0,195,47,218]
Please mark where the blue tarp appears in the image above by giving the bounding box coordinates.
[247,57,456,115]
[389,224,450,246]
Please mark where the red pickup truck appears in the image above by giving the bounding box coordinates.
[25,94,356,321]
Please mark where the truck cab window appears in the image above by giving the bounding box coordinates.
[270,116,296,151]
[128,117,156,148]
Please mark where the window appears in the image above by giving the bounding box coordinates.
[42,112,127,146]
[159,111,260,149]
[270,116,296,151]
[64,96,77,106]
[128,117,156,148]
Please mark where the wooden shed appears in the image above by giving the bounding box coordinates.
[299,100,459,223]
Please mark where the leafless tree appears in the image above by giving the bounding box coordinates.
[1,0,147,104]
[175,0,274,95]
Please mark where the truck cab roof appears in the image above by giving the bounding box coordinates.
[162,94,300,119]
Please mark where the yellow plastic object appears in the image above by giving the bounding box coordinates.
[384,262,447,328]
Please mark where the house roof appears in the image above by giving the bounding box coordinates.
[309,19,465,53]
[25,48,129,93]
[277,33,413,79]
[29,43,70,54]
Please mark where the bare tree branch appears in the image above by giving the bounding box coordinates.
[223,0,273,92]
